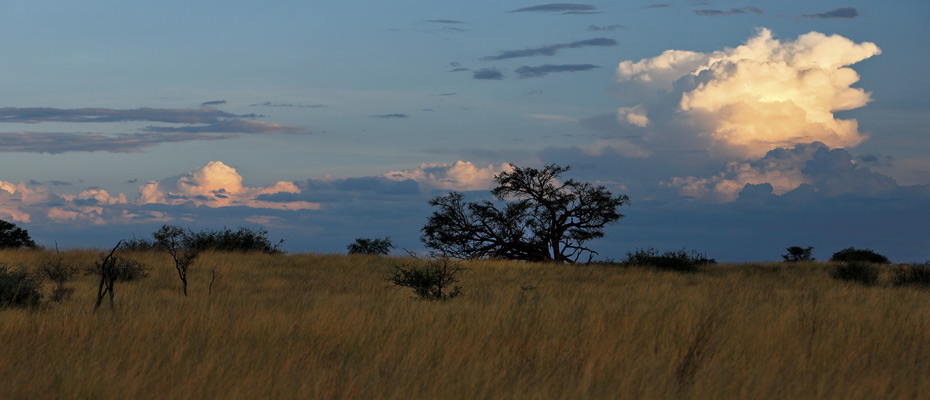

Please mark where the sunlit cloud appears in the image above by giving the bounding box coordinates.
[138,161,320,211]
[383,160,513,191]
[616,28,881,159]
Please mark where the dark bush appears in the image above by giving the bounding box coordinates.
[783,246,814,262]
[830,247,889,264]
[39,256,79,303]
[186,226,284,253]
[84,255,150,282]
[119,234,159,252]
[348,237,393,255]
[891,262,930,287]
[0,265,42,308]
[621,247,716,272]
[389,256,465,300]
[829,261,879,286]
[0,219,36,249]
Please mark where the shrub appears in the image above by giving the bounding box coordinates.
[39,256,79,303]
[782,246,814,262]
[0,265,42,308]
[389,256,464,300]
[621,247,716,272]
[830,247,889,264]
[891,262,930,287]
[829,261,879,286]
[84,255,150,282]
[348,237,394,255]
[186,226,284,254]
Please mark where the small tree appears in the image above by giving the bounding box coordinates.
[0,219,36,249]
[422,164,629,263]
[153,225,200,296]
[783,246,814,262]
[347,237,394,255]
[93,241,122,310]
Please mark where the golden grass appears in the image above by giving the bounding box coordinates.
[2,249,929,399]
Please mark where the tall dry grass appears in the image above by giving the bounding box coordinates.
[1,249,929,399]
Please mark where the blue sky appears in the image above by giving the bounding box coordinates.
[1,1,928,262]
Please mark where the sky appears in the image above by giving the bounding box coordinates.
[1,1,928,262]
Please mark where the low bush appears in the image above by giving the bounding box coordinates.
[830,247,889,264]
[891,262,930,287]
[621,247,716,272]
[0,265,42,308]
[829,261,879,286]
[389,256,464,300]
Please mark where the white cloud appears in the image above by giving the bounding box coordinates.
[616,28,881,159]
[383,160,514,191]
[138,161,320,210]
[617,106,649,127]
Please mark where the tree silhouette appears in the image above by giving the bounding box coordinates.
[422,164,629,263]
[0,219,36,249]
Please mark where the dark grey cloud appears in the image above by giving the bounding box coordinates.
[371,114,409,119]
[802,7,859,19]
[515,64,600,78]
[250,101,326,108]
[643,3,672,8]
[588,24,626,31]
[0,131,232,154]
[0,107,258,124]
[509,3,598,13]
[29,179,72,186]
[450,67,470,72]
[201,100,226,107]
[143,120,311,134]
[481,38,617,61]
[694,7,764,16]
[473,68,504,80]
[856,154,894,167]
[423,19,465,24]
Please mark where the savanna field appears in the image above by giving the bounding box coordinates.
[2,249,930,399]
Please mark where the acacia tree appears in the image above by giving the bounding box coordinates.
[421,164,629,263]
[0,219,36,249]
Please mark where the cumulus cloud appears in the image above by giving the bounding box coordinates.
[508,4,598,13]
[138,161,320,211]
[383,161,514,191]
[482,38,617,61]
[0,180,49,222]
[615,28,881,159]
[667,142,900,202]
[802,7,859,19]
[617,106,649,127]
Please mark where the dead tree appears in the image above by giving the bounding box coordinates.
[94,241,122,310]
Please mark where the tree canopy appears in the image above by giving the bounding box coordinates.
[0,219,37,249]
[421,164,629,263]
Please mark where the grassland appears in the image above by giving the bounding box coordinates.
[2,249,929,399]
